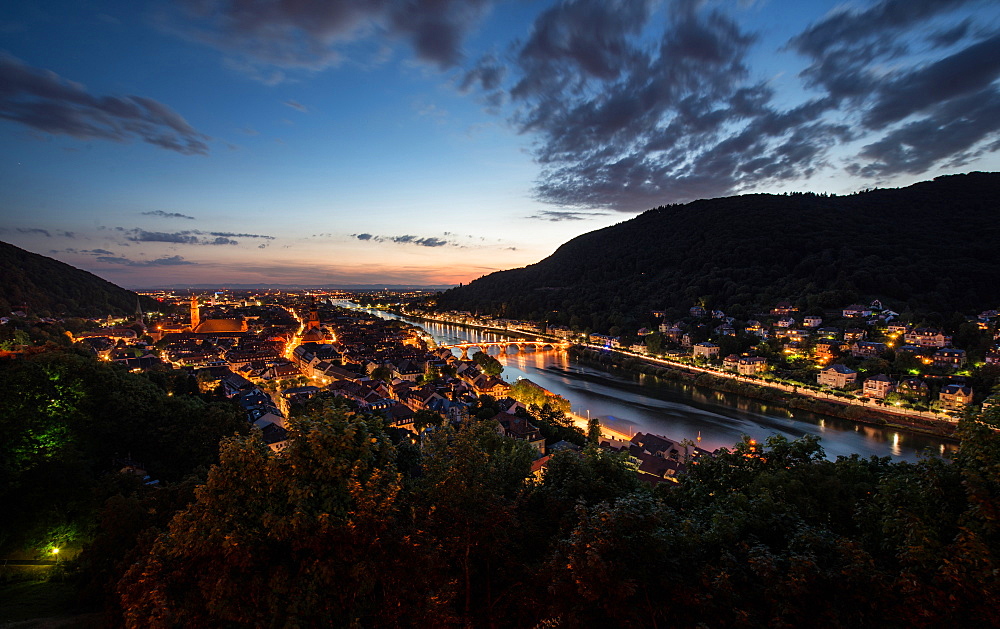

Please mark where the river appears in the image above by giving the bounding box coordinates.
[349,305,956,462]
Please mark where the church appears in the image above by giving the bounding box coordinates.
[152,295,248,340]
[299,295,334,343]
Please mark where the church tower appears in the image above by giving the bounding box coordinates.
[134,297,147,331]
[307,295,320,330]
[190,295,200,331]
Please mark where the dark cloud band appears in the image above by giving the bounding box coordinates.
[0,54,210,155]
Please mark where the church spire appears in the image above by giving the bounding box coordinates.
[133,297,147,331]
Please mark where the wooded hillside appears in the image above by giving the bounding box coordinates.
[439,172,1000,330]
[0,241,160,317]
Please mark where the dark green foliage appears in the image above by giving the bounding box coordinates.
[0,241,160,317]
[0,348,246,556]
[517,404,586,447]
[541,423,1000,628]
[438,173,1000,331]
[508,377,571,412]
[471,350,503,376]
[14,357,1000,627]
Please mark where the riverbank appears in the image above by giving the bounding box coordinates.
[570,347,959,441]
[563,411,634,442]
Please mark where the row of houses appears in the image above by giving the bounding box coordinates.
[817,364,973,410]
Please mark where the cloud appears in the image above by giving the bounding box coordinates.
[127,230,201,244]
[123,228,275,245]
[165,0,493,78]
[208,231,275,240]
[787,0,1000,182]
[849,89,1000,178]
[96,255,194,266]
[393,236,449,247]
[860,33,1000,131]
[142,210,196,219]
[930,18,972,49]
[353,232,457,247]
[283,99,308,112]
[0,53,210,154]
[527,210,610,221]
[500,0,803,210]
[16,227,51,237]
[456,0,1000,210]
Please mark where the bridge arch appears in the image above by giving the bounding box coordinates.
[442,339,569,359]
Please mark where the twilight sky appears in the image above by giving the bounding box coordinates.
[1,0,999,288]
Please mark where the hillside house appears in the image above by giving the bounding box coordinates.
[843,304,872,318]
[814,341,840,360]
[905,328,952,348]
[693,342,720,359]
[933,348,967,369]
[737,357,768,376]
[493,412,546,455]
[863,374,895,399]
[784,329,811,343]
[818,364,857,388]
[771,302,798,316]
[851,341,887,358]
[939,384,973,411]
[898,378,929,399]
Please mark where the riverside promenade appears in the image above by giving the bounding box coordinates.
[578,343,958,427]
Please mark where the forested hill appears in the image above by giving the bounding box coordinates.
[0,241,160,317]
[439,172,1000,328]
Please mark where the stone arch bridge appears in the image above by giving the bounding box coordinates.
[439,340,570,360]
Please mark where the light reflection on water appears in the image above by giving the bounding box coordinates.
[354,306,957,462]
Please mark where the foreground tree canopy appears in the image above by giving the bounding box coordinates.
[4,348,1000,627]
[113,397,1000,628]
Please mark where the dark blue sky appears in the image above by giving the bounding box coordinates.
[2,0,998,287]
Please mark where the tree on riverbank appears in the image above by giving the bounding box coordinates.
[471,350,503,376]
[509,378,571,413]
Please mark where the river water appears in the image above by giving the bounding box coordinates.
[351,305,955,462]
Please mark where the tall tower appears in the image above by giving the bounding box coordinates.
[134,297,146,330]
[190,295,200,330]
[307,295,320,329]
